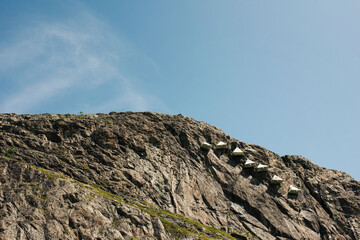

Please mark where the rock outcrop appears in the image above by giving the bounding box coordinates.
[0,112,359,239]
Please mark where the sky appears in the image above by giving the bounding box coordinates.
[0,0,359,180]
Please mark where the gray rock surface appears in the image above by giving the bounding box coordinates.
[0,112,358,239]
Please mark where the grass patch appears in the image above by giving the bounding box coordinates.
[74,181,235,239]
[32,194,47,202]
[39,207,52,220]
[54,147,67,153]
[84,194,94,200]
[3,147,16,159]
[336,224,345,233]
[159,216,194,239]
[81,163,90,169]
[12,158,236,240]
[97,179,109,187]
[29,164,62,179]
[240,231,260,239]
[20,181,40,186]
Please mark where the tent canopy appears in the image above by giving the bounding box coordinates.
[256,164,269,172]
[289,185,301,194]
[215,141,227,149]
[271,175,283,184]
[244,159,256,168]
[201,142,212,150]
[232,147,244,156]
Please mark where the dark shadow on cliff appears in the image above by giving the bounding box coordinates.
[266,184,281,197]
[287,193,299,200]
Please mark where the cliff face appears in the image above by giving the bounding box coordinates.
[0,112,359,240]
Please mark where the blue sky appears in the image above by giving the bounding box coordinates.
[0,1,359,180]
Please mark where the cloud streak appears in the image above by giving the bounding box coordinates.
[0,13,163,114]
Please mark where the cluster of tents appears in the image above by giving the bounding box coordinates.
[201,141,301,195]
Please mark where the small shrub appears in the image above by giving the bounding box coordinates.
[77,111,85,120]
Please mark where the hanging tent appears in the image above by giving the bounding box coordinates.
[232,147,244,156]
[288,185,301,194]
[201,142,212,150]
[244,159,256,168]
[256,164,269,172]
[271,175,283,184]
[215,141,227,150]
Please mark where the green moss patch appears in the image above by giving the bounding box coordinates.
[13,158,236,240]
[2,147,17,159]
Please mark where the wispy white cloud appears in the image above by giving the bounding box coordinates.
[0,13,164,114]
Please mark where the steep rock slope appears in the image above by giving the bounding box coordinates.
[0,112,359,239]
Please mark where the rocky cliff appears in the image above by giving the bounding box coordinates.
[0,112,359,240]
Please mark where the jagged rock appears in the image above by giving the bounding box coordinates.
[0,112,359,239]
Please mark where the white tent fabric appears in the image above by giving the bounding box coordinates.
[289,185,301,194]
[271,175,283,184]
[244,159,256,168]
[201,142,212,150]
[232,147,244,156]
[256,164,269,172]
[215,141,227,149]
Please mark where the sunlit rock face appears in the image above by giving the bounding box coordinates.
[0,112,359,239]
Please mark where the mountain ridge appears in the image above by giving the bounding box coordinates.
[0,112,359,239]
